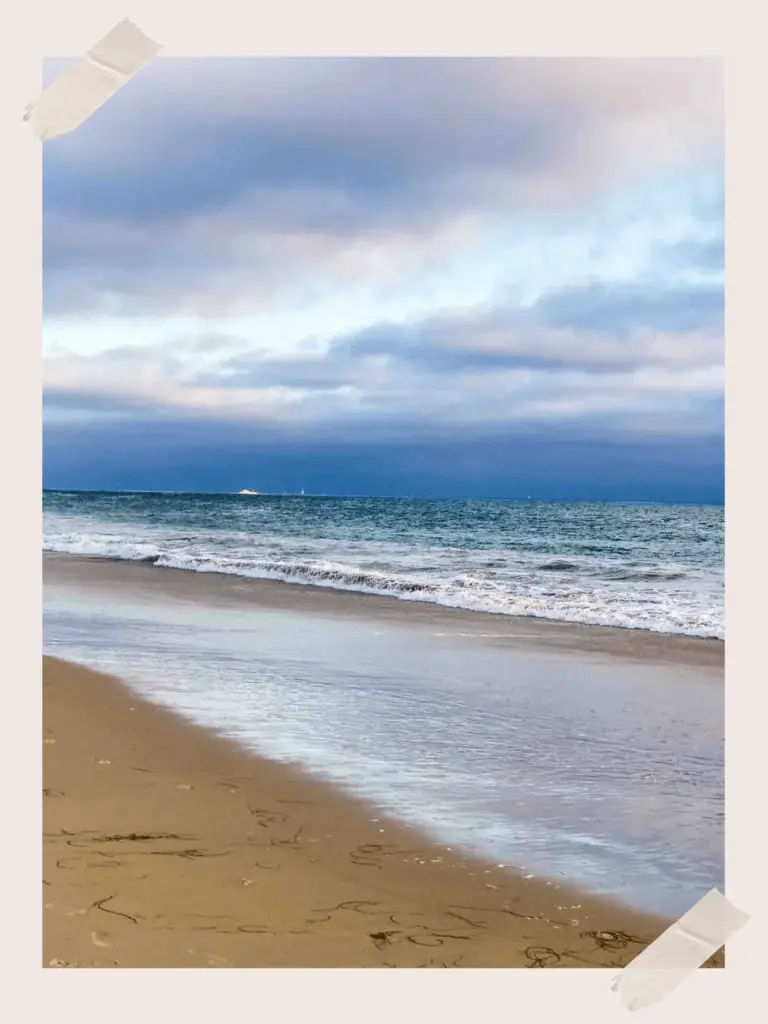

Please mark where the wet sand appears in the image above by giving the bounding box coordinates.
[42,655,707,969]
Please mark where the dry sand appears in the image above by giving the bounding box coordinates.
[42,655,722,969]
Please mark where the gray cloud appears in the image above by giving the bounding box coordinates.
[44,58,722,210]
[530,282,723,336]
[660,237,724,274]
[43,410,724,504]
[44,57,722,318]
[208,281,722,386]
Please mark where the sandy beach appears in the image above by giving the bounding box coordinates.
[42,654,705,969]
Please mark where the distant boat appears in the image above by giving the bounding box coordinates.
[300,488,305,496]
[238,488,260,495]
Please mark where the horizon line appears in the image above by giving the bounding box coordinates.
[42,487,724,507]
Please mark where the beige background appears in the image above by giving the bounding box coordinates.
[1,0,762,1020]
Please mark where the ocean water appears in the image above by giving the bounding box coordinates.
[43,491,724,917]
[43,492,724,638]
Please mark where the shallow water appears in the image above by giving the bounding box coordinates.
[44,567,723,918]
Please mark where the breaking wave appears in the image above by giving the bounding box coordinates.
[43,517,723,639]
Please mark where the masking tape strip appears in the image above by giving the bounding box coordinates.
[23,18,162,141]
[612,888,749,1011]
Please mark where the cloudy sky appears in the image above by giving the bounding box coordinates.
[43,57,723,501]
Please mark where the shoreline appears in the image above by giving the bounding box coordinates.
[44,552,723,668]
[43,655,713,969]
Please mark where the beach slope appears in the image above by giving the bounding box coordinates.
[42,656,713,969]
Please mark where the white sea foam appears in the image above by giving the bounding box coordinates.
[43,508,724,639]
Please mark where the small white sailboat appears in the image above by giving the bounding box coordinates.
[300,488,305,496]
